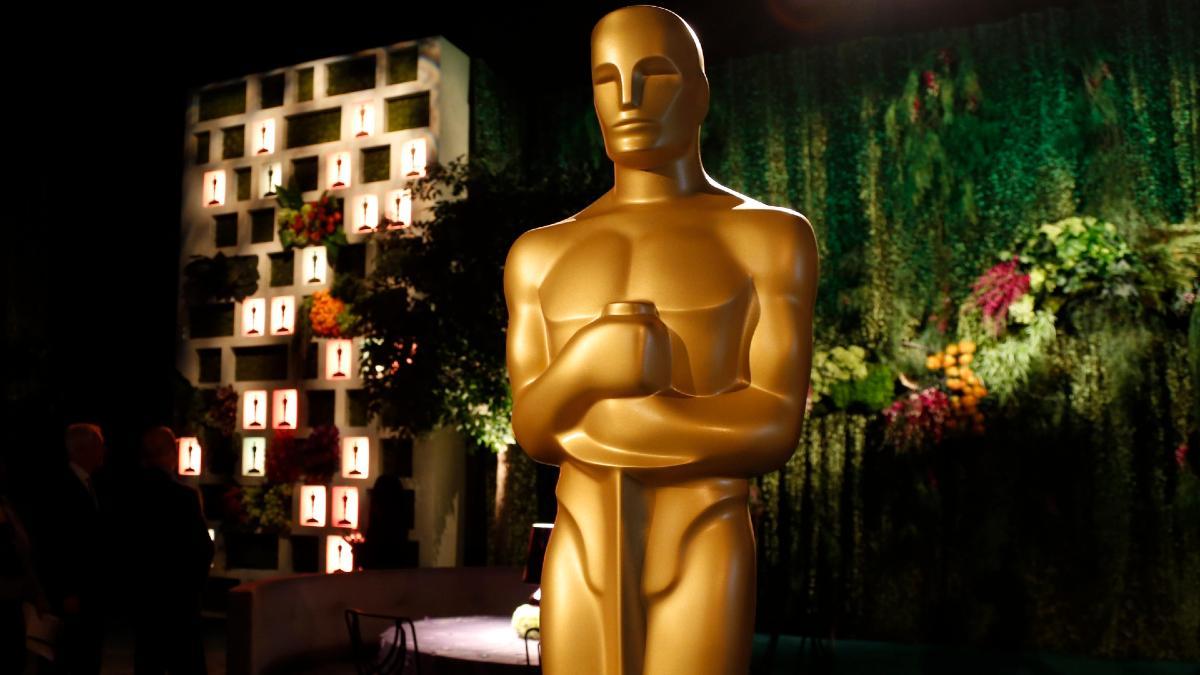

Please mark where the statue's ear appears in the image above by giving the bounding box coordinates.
[696,74,711,121]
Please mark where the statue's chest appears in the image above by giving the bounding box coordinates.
[538,226,755,389]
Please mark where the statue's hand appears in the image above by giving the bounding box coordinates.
[564,301,671,399]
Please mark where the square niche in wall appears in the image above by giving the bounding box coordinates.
[254,119,276,155]
[331,486,358,528]
[361,146,389,183]
[346,389,369,427]
[273,389,298,430]
[260,162,282,198]
[387,46,418,84]
[235,167,252,201]
[336,244,366,279]
[260,73,284,109]
[342,437,369,479]
[326,535,353,573]
[234,345,289,382]
[286,108,340,149]
[300,485,326,526]
[327,152,351,190]
[307,390,335,427]
[242,436,266,476]
[296,67,314,102]
[270,296,295,335]
[253,208,277,245]
[189,303,234,338]
[215,213,238,248]
[386,91,430,133]
[268,250,293,286]
[222,125,245,160]
[400,138,427,179]
[292,157,319,192]
[199,81,246,121]
[195,132,210,164]
[385,189,411,229]
[326,339,353,380]
[241,298,266,336]
[202,170,227,207]
[352,195,378,234]
[197,348,222,383]
[304,341,319,380]
[327,55,377,96]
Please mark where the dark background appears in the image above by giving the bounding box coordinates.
[5,0,1078,479]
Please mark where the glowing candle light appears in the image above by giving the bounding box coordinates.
[400,138,427,179]
[177,437,202,476]
[241,298,266,336]
[300,485,327,526]
[326,339,353,380]
[332,487,359,528]
[272,389,298,429]
[341,437,370,479]
[203,170,227,207]
[270,296,295,335]
[242,390,268,429]
[326,535,354,573]
[242,437,266,476]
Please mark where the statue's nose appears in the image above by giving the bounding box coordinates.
[619,71,642,110]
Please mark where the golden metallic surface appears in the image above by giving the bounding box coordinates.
[504,6,819,674]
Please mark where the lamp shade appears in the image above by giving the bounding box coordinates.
[522,523,554,584]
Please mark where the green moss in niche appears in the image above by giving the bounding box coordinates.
[347,389,369,427]
[307,390,335,427]
[222,125,245,159]
[261,73,284,109]
[268,251,293,287]
[236,168,252,201]
[233,345,290,382]
[291,157,319,192]
[296,68,314,102]
[327,55,377,96]
[387,46,418,84]
[252,208,276,244]
[215,214,238,248]
[199,81,246,121]
[386,92,430,132]
[361,146,390,183]
[198,348,222,383]
[195,132,210,165]
[189,304,235,338]
[286,108,341,148]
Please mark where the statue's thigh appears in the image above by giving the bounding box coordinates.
[541,514,606,674]
[642,509,756,675]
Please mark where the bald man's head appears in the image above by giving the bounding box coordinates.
[65,423,105,474]
[142,426,177,473]
[591,5,709,169]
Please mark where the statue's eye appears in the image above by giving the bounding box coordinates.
[637,56,679,78]
[592,64,619,86]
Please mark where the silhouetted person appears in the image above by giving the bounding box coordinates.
[1,453,53,674]
[132,427,213,675]
[362,475,413,569]
[27,424,107,675]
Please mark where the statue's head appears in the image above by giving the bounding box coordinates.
[591,5,708,170]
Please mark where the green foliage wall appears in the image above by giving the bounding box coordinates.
[465,0,1199,659]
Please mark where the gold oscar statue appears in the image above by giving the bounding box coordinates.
[505,6,818,674]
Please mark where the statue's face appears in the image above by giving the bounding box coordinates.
[591,7,708,169]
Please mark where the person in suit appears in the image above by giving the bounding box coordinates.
[131,427,213,675]
[27,423,108,675]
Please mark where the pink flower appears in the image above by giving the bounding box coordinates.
[1177,444,1190,469]
[971,257,1030,335]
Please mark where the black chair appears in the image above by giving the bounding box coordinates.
[345,608,421,675]
[523,627,541,671]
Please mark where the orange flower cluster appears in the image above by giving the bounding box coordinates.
[926,339,989,434]
[309,290,347,338]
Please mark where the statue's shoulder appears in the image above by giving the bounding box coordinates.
[716,190,818,266]
[505,213,584,287]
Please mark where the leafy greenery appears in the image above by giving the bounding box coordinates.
[182,253,259,305]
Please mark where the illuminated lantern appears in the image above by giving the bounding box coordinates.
[241,298,266,337]
[327,151,352,190]
[326,339,353,380]
[270,296,295,335]
[341,437,369,479]
[386,189,412,229]
[354,194,379,233]
[326,535,354,573]
[351,102,374,138]
[203,170,227,207]
[302,246,328,285]
[260,162,282,198]
[300,485,327,526]
[178,437,202,476]
[332,486,359,528]
[242,436,266,476]
[255,119,276,155]
[400,138,427,179]
[242,390,268,429]
[272,389,298,429]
